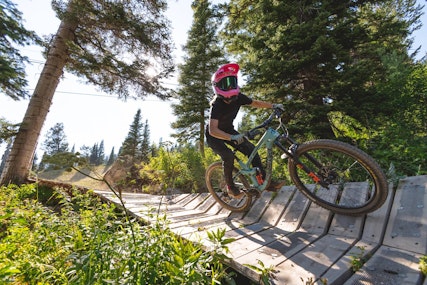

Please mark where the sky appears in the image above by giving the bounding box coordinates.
[1,0,427,160]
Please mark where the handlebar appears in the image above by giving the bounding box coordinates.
[244,107,285,139]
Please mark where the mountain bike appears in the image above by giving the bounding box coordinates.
[205,108,388,216]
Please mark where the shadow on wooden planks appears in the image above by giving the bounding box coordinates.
[95,175,427,285]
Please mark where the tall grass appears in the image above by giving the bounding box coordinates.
[0,183,237,284]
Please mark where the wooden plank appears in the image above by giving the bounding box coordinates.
[226,189,315,282]
[196,194,219,212]
[227,189,310,253]
[182,193,209,209]
[165,195,217,219]
[240,191,274,225]
[269,183,367,285]
[272,236,357,285]
[95,191,163,206]
[171,213,232,236]
[383,175,427,254]
[343,246,423,285]
[297,186,335,235]
[274,188,311,232]
[235,185,336,280]
[184,218,247,244]
[146,193,206,216]
[172,192,201,206]
[258,186,297,226]
[318,183,395,285]
[184,188,297,247]
[132,193,200,216]
[171,189,282,238]
[328,182,369,239]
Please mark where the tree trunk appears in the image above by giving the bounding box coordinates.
[0,16,78,185]
[199,110,205,158]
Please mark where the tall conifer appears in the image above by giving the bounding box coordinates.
[120,109,143,159]
[223,0,422,139]
[171,0,225,155]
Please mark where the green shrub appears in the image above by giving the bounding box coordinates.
[0,183,235,284]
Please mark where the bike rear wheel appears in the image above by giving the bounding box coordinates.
[205,161,253,212]
[288,139,388,216]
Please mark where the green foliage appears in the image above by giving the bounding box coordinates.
[220,0,425,178]
[42,123,69,156]
[171,0,225,154]
[245,259,276,285]
[0,0,40,100]
[419,255,427,276]
[300,277,328,285]
[141,145,209,192]
[51,0,174,99]
[120,109,144,159]
[0,118,19,144]
[350,246,367,272]
[119,109,153,163]
[165,228,235,284]
[0,183,237,284]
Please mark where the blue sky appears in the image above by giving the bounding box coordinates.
[0,0,426,159]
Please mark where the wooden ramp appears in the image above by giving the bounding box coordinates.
[95,175,427,284]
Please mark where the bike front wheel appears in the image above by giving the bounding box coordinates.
[288,139,388,216]
[205,161,253,212]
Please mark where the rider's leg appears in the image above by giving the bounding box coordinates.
[236,139,285,191]
[206,132,243,198]
[235,139,266,177]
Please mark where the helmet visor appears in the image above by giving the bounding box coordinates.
[216,76,238,91]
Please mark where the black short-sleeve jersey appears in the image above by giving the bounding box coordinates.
[209,93,253,133]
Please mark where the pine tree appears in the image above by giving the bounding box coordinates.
[1,0,174,185]
[223,0,422,139]
[88,141,106,165]
[140,119,151,163]
[89,143,99,165]
[0,118,19,144]
[42,123,69,156]
[0,0,39,100]
[171,0,225,156]
[97,140,105,165]
[39,123,69,170]
[119,109,143,159]
[79,145,91,160]
[106,147,116,166]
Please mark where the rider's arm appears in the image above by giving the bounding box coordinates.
[209,119,233,141]
[250,100,274,109]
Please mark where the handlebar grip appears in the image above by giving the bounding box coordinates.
[246,129,262,140]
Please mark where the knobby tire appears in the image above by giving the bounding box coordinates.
[205,162,252,212]
[288,139,388,216]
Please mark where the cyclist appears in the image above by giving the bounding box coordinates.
[206,63,285,198]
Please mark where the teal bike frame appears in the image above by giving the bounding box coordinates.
[233,127,281,192]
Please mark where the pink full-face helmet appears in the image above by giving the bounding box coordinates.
[211,63,240,102]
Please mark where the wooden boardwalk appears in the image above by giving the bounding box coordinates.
[95,175,427,285]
